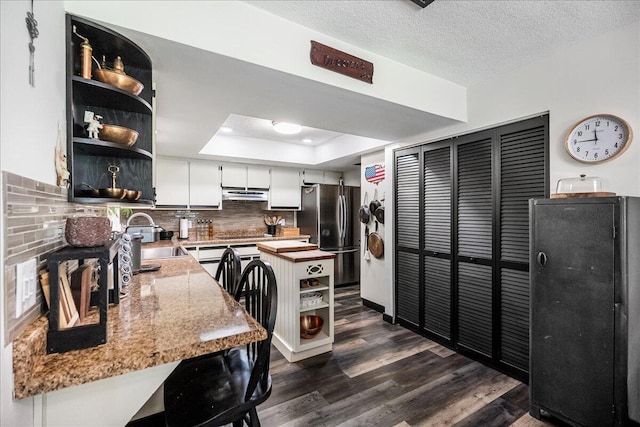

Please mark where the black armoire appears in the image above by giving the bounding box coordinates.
[530,196,640,426]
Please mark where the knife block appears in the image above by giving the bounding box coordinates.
[45,240,119,354]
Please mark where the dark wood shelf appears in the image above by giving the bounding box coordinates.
[67,14,154,206]
[72,76,152,114]
[70,196,154,205]
[73,138,152,160]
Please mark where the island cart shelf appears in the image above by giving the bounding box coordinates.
[257,241,335,362]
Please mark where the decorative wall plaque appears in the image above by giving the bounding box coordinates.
[310,40,373,84]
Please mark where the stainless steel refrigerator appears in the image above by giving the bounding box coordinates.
[298,184,360,286]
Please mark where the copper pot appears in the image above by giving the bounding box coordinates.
[124,189,142,200]
[98,188,126,199]
[100,124,139,146]
[93,68,144,96]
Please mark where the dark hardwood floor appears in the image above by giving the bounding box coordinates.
[130,285,563,427]
[258,285,562,427]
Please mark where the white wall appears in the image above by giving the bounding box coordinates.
[63,0,466,123]
[379,21,640,316]
[399,21,640,197]
[0,0,66,184]
[359,151,389,308]
[1,1,66,425]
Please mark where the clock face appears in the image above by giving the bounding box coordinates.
[565,114,632,163]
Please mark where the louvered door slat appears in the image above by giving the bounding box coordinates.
[396,251,420,325]
[457,263,493,356]
[424,256,451,339]
[457,139,492,259]
[396,153,420,250]
[500,269,529,370]
[500,125,546,263]
[424,147,451,253]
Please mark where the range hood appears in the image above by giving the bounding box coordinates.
[222,189,269,202]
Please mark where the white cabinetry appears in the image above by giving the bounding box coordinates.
[222,163,270,189]
[257,241,335,362]
[269,167,301,210]
[247,166,270,189]
[221,163,246,188]
[155,157,189,206]
[302,170,342,185]
[186,243,261,277]
[155,157,221,208]
[189,160,222,208]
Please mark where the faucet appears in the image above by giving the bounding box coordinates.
[126,212,155,227]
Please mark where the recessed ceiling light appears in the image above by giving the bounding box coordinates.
[272,121,302,135]
[302,138,313,143]
[219,126,233,133]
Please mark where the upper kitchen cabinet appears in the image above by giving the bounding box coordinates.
[155,157,222,209]
[65,14,153,205]
[302,170,342,185]
[221,163,270,189]
[189,160,222,208]
[155,157,189,207]
[269,167,302,210]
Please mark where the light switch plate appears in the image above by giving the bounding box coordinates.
[15,258,37,318]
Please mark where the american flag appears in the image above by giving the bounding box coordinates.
[364,164,385,184]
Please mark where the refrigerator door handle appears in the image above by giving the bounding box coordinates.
[341,194,347,241]
[338,194,345,241]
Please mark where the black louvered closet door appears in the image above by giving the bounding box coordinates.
[423,145,452,340]
[498,120,547,372]
[394,115,548,381]
[395,149,421,327]
[456,134,494,356]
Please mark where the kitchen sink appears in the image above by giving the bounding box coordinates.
[141,246,189,260]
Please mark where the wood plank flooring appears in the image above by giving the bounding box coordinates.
[129,285,565,427]
[258,285,564,427]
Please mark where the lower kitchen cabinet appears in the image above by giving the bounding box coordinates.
[530,197,640,426]
[185,244,260,276]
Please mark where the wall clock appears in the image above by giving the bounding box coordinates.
[565,114,633,163]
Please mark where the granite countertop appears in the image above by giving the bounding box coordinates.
[12,242,267,399]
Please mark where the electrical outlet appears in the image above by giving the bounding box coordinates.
[15,258,37,318]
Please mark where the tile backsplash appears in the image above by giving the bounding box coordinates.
[129,201,295,237]
[2,171,106,344]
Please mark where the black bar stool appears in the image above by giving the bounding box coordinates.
[164,260,278,427]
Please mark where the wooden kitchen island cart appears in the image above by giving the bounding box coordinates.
[257,240,336,362]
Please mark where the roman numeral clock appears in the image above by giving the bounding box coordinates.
[565,114,633,163]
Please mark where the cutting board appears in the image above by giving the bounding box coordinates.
[257,240,317,253]
[551,192,616,198]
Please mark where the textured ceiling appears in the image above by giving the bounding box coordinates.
[246,0,640,86]
[118,0,640,170]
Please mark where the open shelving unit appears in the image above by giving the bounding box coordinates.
[65,14,154,205]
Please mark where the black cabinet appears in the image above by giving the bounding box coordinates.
[530,197,640,426]
[66,15,153,205]
[394,115,549,381]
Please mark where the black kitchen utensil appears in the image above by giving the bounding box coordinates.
[359,191,370,224]
[374,192,385,224]
[364,225,370,260]
[369,188,381,214]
